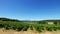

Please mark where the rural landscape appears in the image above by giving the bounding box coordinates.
[0,0,60,34]
[0,18,60,34]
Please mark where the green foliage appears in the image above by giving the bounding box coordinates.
[23,25,29,31]
[32,24,60,32]
[38,21,47,24]
[0,20,60,32]
[30,25,33,30]
[0,21,30,31]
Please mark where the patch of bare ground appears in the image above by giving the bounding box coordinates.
[40,30,60,34]
[0,28,39,34]
[0,28,60,34]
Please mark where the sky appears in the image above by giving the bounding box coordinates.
[0,0,60,20]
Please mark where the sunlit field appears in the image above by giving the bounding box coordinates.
[0,18,60,34]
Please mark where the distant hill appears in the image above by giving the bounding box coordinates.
[0,18,38,23]
[38,20,60,24]
[0,18,60,24]
[0,18,21,22]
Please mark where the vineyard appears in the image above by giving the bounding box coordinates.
[0,20,60,33]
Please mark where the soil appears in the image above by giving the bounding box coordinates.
[0,29,60,34]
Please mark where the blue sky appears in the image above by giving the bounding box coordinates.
[0,0,60,20]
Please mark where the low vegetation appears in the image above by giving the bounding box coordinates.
[0,18,60,33]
